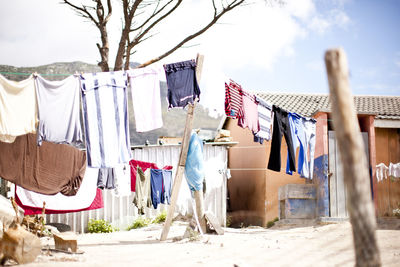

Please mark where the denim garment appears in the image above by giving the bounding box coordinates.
[162,169,172,204]
[286,113,316,179]
[150,169,163,209]
[164,60,200,109]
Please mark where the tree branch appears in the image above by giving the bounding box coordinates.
[63,0,100,27]
[138,0,245,68]
[130,0,174,32]
[129,0,182,49]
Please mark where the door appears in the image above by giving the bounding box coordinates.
[328,131,369,218]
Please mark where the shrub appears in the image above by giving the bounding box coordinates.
[152,211,167,224]
[87,219,116,233]
[126,217,150,230]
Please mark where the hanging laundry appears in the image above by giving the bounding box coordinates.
[164,59,200,109]
[376,163,389,181]
[267,105,296,173]
[133,167,152,215]
[16,167,98,211]
[389,162,400,178]
[80,71,131,168]
[161,169,173,205]
[238,92,259,133]
[97,168,115,189]
[285,113,317,179]
[150,169,163,209]
[224,79,243,119]
[129,159,159,192]
[185,132,205,191]
[34,75,82,146]
[127,66,164,132]
[16,188,104,215]
[112,163,131,197]
[0,74,37,143]
[253,96,272,144]
[0,134,86,196]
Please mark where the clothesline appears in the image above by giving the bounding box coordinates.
[0,71,72,77]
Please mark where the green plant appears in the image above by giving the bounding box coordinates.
[226,215,232,227]
[266,221,275,228]
[87,219,116,233]
[266,217,279,229]
[152,210,167,224]
[126,217,150,230]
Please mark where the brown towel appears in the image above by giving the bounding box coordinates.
[0,134,86,196]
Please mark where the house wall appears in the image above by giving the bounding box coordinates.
[375,127,400,217]
[225,118,306,227]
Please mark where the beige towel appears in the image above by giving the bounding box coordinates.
[0,75,38,142]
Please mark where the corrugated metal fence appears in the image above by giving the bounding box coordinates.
[45,143,229,233]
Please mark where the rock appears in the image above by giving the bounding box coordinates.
[0,223,41,264]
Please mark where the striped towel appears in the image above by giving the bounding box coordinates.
[80,71,131,168]
[254,96,272,143]
[224,79,243,119]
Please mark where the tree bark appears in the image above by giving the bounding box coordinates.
[324,48,381,267]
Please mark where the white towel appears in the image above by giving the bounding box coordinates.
[127,66,164,132]
[0,74,37,142]
[112,163,132,197]
[16,167,98,211]
[80,71,132,168]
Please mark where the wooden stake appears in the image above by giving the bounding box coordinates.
[160,54,204,241]
[324,48,381,267]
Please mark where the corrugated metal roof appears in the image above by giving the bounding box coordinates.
[255,92,400,120]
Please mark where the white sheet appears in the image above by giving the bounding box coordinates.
[16,167,98,210]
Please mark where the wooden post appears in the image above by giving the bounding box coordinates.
[160,54,204,241]
[324,48,381,267]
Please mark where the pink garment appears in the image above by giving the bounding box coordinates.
[16,188,104,215]
[129,159,173,192]
[238,94,259,133]
[127,66,164,132]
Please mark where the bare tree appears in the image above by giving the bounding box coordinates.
[63,0,246,71]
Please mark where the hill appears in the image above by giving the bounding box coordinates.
[0,62,221,145]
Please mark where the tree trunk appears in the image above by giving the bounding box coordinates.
[324,48,381,267]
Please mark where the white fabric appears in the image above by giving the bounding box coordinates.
[376,163,389,182]
[15,167,98,210]
[389,162,400,178]
[127,66,164,132]
[112,163,131,197]
[0,74,37,142]
[35,75,82,146]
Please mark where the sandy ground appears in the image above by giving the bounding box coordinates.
[17,220,400,267]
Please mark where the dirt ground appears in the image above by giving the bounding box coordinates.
[18,219,400,267]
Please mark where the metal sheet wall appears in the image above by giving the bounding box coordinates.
[46,144,228,233]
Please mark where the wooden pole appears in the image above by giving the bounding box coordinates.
[160,54,204,241]
[324,48,381,267]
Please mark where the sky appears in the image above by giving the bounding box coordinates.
[0,0,399,115]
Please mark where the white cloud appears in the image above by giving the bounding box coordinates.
[284,0,316,21]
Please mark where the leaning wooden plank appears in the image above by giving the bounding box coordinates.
[205,212,224,235]
[160,54,204,241]
[160,104,195,241]
[324,48,381,266]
